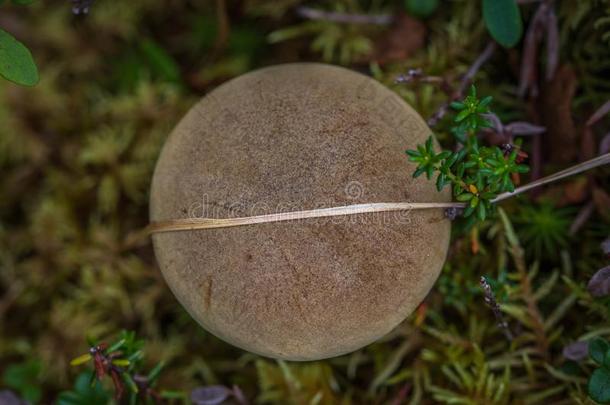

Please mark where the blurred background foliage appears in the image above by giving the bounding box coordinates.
[0,0,609,404]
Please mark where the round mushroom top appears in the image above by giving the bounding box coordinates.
[150,63,451,361]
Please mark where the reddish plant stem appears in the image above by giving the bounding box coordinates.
[510,244,549,359]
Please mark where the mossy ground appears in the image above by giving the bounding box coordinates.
[0,1,609,404]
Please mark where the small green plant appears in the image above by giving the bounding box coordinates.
[515,201,574,259]
[587,337,610,403]
[68,331,180,403]
[406,85,529,221]
[63,330,251,404]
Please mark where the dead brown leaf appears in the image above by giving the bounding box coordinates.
[372,12,425,64]
[539,65,578,163]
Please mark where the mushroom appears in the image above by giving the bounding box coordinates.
[150,63,451,361]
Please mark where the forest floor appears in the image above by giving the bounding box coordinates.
[0,0,609,404]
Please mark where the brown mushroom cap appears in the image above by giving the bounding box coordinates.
[150,63,451,361]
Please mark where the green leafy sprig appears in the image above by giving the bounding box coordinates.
[65,331,172,404]
[406,85,529,221]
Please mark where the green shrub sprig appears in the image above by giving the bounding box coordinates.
[65,331,174,403]
[406,85,529,221]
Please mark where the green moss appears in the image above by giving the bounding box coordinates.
[0,0,609,403]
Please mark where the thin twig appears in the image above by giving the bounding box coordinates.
[428,42,496,126]
[395,69,444,85]
[483,114,547,138]
[458,42,497,95]
[586,100,610,127]
[504,121,546,136]
[296,6,393,25]
[569,201,595,236]
[482,113,504,134]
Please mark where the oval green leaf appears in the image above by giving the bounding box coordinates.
[0,28,38,86]
[405,0,439,18]
[588,367,610,404]
[590,338,610,365]
[482,0,523,48]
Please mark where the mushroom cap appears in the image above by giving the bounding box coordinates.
[150,63,451,361]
